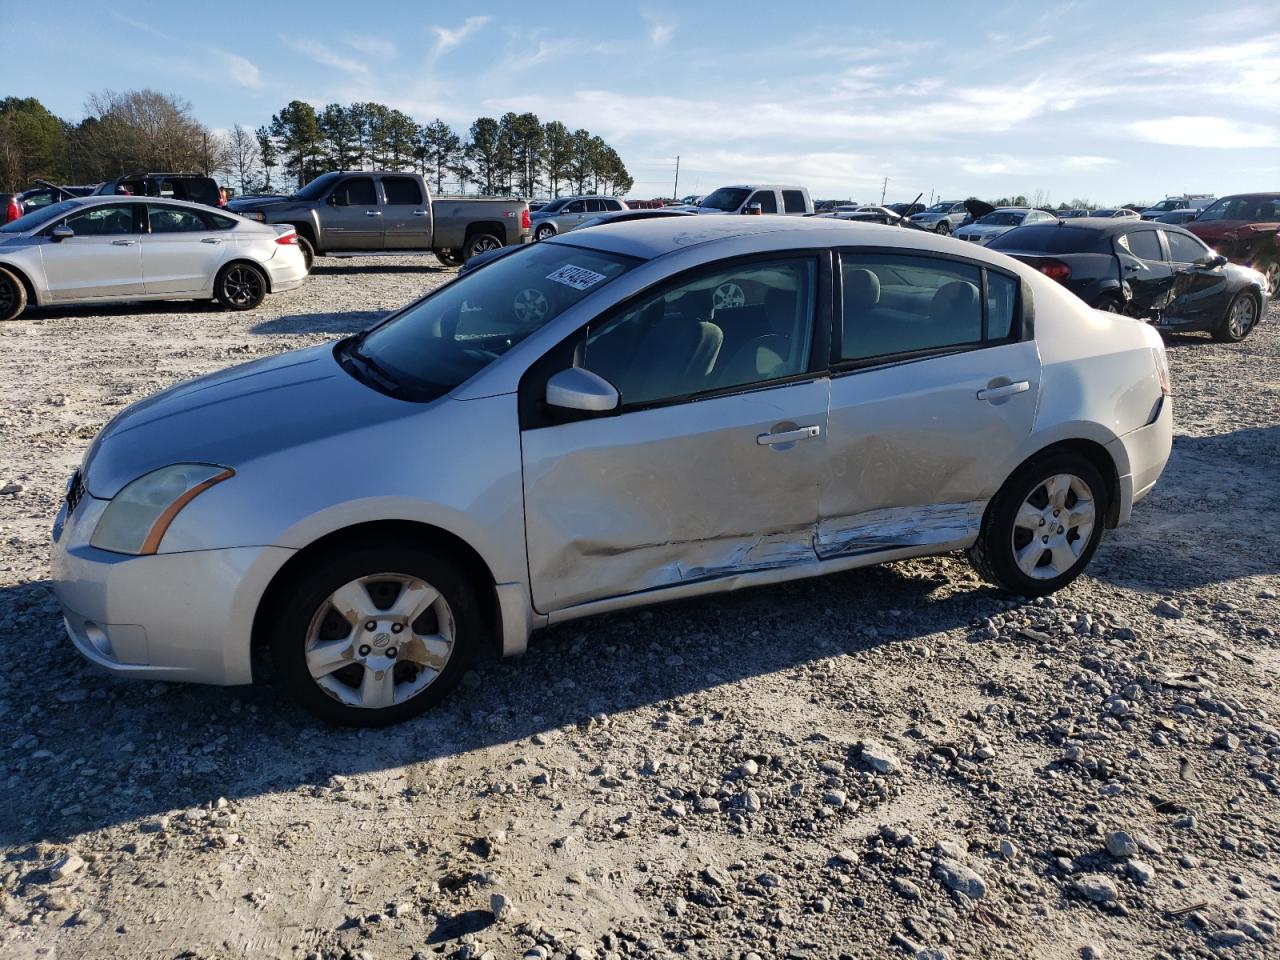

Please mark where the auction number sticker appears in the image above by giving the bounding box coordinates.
[546,264,607,290]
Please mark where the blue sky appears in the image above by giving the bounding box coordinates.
[8,0,1279,203]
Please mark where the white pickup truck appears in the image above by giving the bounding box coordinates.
[228,171,530,269]
[692,184,814,216]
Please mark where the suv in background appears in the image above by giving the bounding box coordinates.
[1186,192,1280,297]
[531,195,627,240]
[908,199,969,234]
[694,184,813,216]
[93,172,224,208]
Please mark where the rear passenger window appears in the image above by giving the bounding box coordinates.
[608,199,625,211]
[782,190,807,213]
[1121,230,1162,262]
[586,199,607,213]
[382,177,423,205]
[841,255,998,361]
[749,191,778,214]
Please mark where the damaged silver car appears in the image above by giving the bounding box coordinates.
[52,216,1173,725]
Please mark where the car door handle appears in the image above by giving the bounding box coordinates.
[412,210,428,217]
[365,210,383,217]
[200,238,222,244]
[111,239,136,246]
[976,380,1030,401]
[757,425,821,445]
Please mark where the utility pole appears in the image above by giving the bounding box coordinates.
[672,156,680,201]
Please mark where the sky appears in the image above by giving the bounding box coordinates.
[6,0,1279,204]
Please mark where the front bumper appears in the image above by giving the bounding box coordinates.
[51,495,294,685]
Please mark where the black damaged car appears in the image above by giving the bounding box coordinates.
[987,219,1269,342]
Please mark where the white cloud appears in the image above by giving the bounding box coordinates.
[346,36,398,59]
[1061,155,1115,171]
[221,52,262,89]
[1129,115,1280,149]
[432,16,493,56]
[283,37,369,76]
[647,17,674,48]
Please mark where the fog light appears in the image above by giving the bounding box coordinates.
[83,621,113,659]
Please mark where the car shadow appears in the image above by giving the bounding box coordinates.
[249,310,387,336]
[21,299,223,321]
[1091,425,1280,592]
[310,261,452,276]
[0,561,1006,851]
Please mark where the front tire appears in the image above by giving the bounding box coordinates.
[214,262,267,310]
[435,248,462,268]
[1257,258,1279,299]
[969,451,1108,597]
[936,221,952,236]
[269,542,481,726]
[1213,291,1260,342]
[297,235,315,272]
[0,266,27,321]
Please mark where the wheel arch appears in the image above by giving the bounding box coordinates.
[997,437,1123,529]
[0,259,40,307]
[250,519,505,677]
[465,219,509,246]
[217,257,273,293]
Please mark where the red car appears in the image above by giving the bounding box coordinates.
[1186,192,1280,297]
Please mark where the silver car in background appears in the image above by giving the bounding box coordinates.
[51,217,1172,725]
[955,207,1059,245]
[0,196,307,320]
[531,195,627,241]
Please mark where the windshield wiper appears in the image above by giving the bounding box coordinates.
[340,337,400,391]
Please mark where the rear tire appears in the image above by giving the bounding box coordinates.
[464,231,504,261]
[535,224,556,242]
[969,450,1108,597]
[0,267,26,321]
[269,541,481,727]
[435,248,462,268]
[1213,290,1260,342]
[214,262,267,310]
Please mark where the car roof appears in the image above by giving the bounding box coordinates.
[1015,218,1165,235]
[547,214,1025,263]
[31,195,236,217]
[1216,192,1280,201]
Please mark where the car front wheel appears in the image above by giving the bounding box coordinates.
[435,248,462,268]
[269,541,479,726]
[1258,258,1279,299]
[1214,291,1260,342]
[935,221,952,235]
[969,451,1107,597]
[0,266,27,321]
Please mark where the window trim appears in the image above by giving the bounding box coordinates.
[831,246,1029,374]
[518,249,833,429]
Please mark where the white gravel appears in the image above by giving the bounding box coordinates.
[1,258,1278,960]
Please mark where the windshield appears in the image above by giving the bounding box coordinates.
[1195,195,1279,223]
[922,201,955,214]
[988,225,1106,254]
[0,199,80,233]
[700,187,750,211]
[293,172,343,201]
[350,242,639,399]
[978,211,1025,226]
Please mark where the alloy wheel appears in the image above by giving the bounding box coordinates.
[1228,295,1258,340]
[513,287,550,323]
[1263,262,1279,299]
[535,225,555,241]
[712,282,746,311]
[223,266,264,307]
[1010,473,1096,580]
[304,573,455,709]
[471,236,501,255]
[0,277,15,315]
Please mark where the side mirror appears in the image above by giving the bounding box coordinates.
[1203,253,1228,268]
[50,225,74,242]
[545,368,619,413]
[330,191,348,207]
[743,203,763,216]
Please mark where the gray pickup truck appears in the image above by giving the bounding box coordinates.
[227,171,530,269]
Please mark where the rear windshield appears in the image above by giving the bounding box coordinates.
[348,242,640,400]
[700,187,750,211]
[987,225,1105,254]
[0,199,79,233]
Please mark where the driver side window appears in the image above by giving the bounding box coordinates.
[583,258,816,408]
[60,204,137,236]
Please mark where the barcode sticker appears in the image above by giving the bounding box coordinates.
[546,264,607,290]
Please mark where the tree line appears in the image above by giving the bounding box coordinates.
[0,91,634,199]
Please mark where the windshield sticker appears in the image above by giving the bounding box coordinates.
[546,264,607,290]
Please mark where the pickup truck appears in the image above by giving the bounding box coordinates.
[692,184,813,216]
[227,171,530,269]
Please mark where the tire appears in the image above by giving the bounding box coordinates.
[1213,290,1260,343]
[535,224,556,242]
[1095,294,1124,314]
[0,266,27,321]
[297,235,315,273]
[1257,257,1279,299]
[435,248,462,268]
[968,450,1108,597]
[214,262,268,310]
[936,221,952,236]
[268,541,481,726]
[464,231,503,261]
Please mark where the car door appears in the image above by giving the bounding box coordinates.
[1116,227,1176,314]
[39,202,145,301]
[819,252,1039,557]
[555,199,589,233]
[140,203,234,294]
[520,254,831,613]
[748,190,779,214]
[1161,228,1230,325]
[379,176,432,249]
[322,176,382,250]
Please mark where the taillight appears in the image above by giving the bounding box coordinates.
[1152,346,1171,396]
[1037,259,1071,281]
[4,197,20,223]
[521,208,531,230]
[275,232,299,245]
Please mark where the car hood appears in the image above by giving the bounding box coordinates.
[964,199,996,219]
[81,343,419,499]
[226,195,294,213]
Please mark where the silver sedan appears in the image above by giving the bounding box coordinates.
[0,196,307,320]
[51,217,1173,725]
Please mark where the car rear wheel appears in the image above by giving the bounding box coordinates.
[269,542,480,726]
[464,232,503,261]
[969,451,1107,597]
[936,221,951,235]
[0,267,27,321]
[1214,291,1260,342]
[214,262,267,310]
[435,248,462,268]
[535,224,556,241]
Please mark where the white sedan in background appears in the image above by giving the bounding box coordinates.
[0,196,308,321]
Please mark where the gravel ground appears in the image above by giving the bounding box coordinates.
[0,258,1277,960]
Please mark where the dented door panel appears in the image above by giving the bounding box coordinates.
[819,341,1040,557]
[522,379,830,613]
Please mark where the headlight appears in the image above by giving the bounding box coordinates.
[90,463,234,555]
